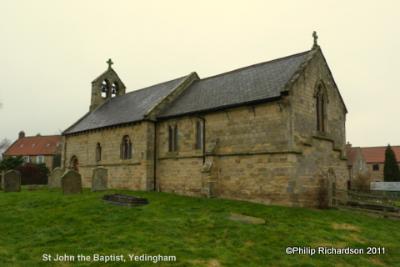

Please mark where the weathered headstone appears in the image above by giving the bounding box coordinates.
[92,167,108,191]
[61,170,82,194]
[0,171,4,190]
[48,167,64,188]
[4,170,21,192]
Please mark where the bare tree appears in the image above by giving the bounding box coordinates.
[0,138,11,159]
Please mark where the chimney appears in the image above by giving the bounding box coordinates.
[18,131,25,139]
[345,141,352,150]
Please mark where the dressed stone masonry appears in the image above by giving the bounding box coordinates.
[61,170,82,194]
[62,33,349,207]
[92,167,108,191]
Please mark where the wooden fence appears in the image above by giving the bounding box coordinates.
[332,188,400,219]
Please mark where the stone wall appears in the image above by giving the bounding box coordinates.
[156,49,349,207]
[63,49,349,207]
[292,139,349,206]
[290,49,347,154]
[215,153,298,206]
[158,157,203,196]
[288,49,349,204]
[156,100,297,204]
[90,68,126,111]
[63,121,154,190]
[157,102,291,158]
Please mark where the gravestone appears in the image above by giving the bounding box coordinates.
[4,170,21,192]
[48,167,64,188]
[0,171,4,190]
[92,167,108,191]
[61,170,82,194]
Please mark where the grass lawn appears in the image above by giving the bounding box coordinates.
[0,189,399,267]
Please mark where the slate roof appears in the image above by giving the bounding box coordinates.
[64,49,314,134]
[63,75,189,134]
[158,50,311,118]
[4,135,62,156]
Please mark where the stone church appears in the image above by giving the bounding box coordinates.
[62,34,348,207]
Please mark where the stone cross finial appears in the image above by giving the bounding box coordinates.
[312,31,318,48]
[106,58,113,69]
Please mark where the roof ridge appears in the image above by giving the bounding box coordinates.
[121,74,190,97]
[144,72,199,118]
[360,146,400,149]
[198,50,311,82]
[19,135,61,139]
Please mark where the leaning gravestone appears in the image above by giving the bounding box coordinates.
[61,170,82,194]
[92,167,108,192]
[4,170,21,192]
[48,167,64,188]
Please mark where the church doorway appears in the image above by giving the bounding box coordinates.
[70,155,79,171]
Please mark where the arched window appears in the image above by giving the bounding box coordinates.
[96,143,102,162]
[101,80,110,98]
[315,85,326,132]
[174,125,178,151]
[69,155,79,171]
[168,124,178,152]
[120,135,132,159]
[111,82,119,98]
[168,126,173,152]
[195,120,204,150]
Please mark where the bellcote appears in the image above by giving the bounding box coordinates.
[90,58,126,111]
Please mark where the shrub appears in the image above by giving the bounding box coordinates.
[16,163,49,185]
[384,145,400,181]
[352,173,371,192]
[0,156,24,171]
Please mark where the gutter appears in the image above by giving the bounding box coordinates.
[153,122,158,191]
[195,115,206,164]
[202,117,206,164]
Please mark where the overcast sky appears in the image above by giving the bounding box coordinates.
[1,1,399,147]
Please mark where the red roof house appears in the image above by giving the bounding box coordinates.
[359,146,400,163]
[347,144,400,183]
[3,131,62,170]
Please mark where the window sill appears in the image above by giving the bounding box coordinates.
[313,131,332,141]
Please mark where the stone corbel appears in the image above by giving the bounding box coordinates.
[206,138,219,155]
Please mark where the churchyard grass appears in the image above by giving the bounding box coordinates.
[0,188,399,266]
